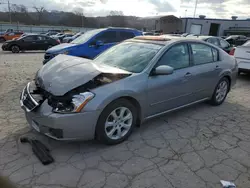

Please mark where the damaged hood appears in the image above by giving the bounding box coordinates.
[36,54,131,96]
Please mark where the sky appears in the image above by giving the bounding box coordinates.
[1,0,250,19]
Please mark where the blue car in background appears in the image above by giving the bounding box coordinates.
[43,27,142,64]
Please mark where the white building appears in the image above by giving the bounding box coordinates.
[182,15,250,36]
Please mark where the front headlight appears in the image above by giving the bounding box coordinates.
[53,92,95,113]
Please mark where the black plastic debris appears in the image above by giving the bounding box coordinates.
[20,137,54,165]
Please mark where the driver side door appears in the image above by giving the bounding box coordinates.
[147,43,197,117]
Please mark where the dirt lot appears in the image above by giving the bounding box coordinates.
[1,48,250,188]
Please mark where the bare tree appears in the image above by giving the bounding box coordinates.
[108,11,126,27]
[33,6,45,25]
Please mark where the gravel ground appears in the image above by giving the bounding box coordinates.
[1,48,250,188]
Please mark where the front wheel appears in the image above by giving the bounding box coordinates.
[11,45,20,53]
[210,77,229,106]
[96,99,137,145]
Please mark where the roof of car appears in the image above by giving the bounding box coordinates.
[186,35,223,40]
[129,35,220,46]
[131,35,186,45]
[107,27,141,31]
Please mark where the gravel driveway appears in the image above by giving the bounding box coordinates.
[1,49,250,188]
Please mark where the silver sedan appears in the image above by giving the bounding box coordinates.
[20,36,238,145]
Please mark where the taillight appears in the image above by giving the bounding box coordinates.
[57,39,60,44]
[229,48,235,56]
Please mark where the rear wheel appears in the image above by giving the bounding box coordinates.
[11,45,20,53]
[96,99,137,145]
[210,77,229,106]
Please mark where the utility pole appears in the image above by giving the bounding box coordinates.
[8,0,11,23]
[193,0,198,18]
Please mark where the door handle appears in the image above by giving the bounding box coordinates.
[184,72,192,77]
[215,65,220,70]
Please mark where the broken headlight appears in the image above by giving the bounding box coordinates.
[53,92,95,113]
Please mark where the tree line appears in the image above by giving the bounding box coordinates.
[0,4,144,29]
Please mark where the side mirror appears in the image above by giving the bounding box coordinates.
[152,65,174,76]
[95,40,104,47]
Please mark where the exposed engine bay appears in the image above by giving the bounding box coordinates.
[33,73,131,111]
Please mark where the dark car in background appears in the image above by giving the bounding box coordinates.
[2,34,60,53]
[186,35,232,53]
[43,27,142,64]
[225,35,248,46]
[63,32,84,43]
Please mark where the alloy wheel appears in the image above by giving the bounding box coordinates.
[12,46,19,53]
[215,80,228,103]
[105,107,133,140]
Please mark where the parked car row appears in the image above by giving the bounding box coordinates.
[18,33,237,144]
[2,34,60,53]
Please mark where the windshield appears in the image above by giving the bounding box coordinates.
[94,42,162,73]
[71,29,104,44]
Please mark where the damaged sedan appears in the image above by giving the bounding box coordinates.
[20,36,237,145]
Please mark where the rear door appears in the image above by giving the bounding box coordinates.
[188,42,221,98]
[34,35,46,50]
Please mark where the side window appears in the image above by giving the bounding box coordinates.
[190,43,214,65]
[8,32,15,36]
[207,38,219,46]
[157,44,190,70]
[118,31,135,41]
[37,36,45,41]
[95,31,118,43]
[219,39,230,48]
[23,36,36,41]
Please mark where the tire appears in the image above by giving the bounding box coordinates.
[11,45,20,53]
[210,77,229,106]
[96,99,137,145]
[0,37,5,42]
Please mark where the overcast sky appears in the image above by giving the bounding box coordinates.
[1,0,249,19]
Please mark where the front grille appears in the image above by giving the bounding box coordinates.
[20,82,41,112]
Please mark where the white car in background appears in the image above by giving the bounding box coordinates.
[232,41,250,74]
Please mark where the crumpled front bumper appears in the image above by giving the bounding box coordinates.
[20,83,101,141]
[23,100,100,141]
